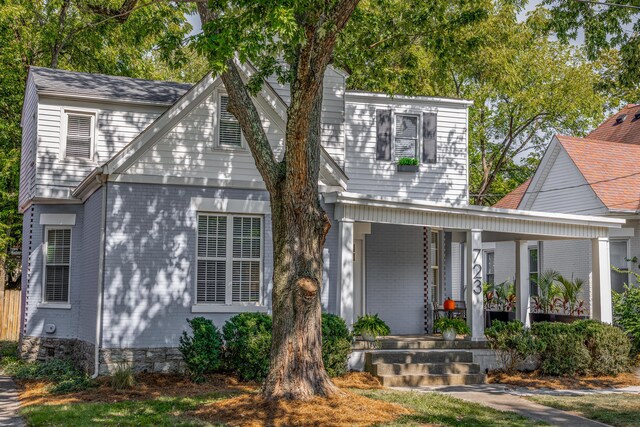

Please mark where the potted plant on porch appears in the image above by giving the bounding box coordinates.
[555,275,588,322]
[530,269,561,323]
[484,280,517,328]
[434,318,470,341]
[352,314,391,342]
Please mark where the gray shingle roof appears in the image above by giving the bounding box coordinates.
[30,66,193,105]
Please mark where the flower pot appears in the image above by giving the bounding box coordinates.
[397,164,419,173]
[442,328,457,341]
[485,310,516,328]
[529,313,554,323]
[361,332,376,342]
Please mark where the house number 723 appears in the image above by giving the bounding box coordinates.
[472,248,483,295]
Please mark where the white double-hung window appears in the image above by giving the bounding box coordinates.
[196,213,262,305]
[44,228,71,303]
[394,114,419,160]
[63,112,94,159]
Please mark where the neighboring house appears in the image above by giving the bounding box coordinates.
[491,105,640,317]
[18,65,622,375]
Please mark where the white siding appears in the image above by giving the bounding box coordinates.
[344,96,468,202]
[123,87,284,185]
[35,97,165,198]
[19,76,38,211]
[526,147,606,215]
[266,66,346,165]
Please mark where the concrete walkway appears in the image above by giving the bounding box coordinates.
[393,384,611,426]
[0,376,24,427]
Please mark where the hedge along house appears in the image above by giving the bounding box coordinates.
[491,105,640,323]
[18,64,623,376]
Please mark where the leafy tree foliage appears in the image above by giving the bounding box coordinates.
[0,0,196,284]
[335,0,609,204]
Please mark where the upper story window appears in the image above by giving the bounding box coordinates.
[44,227,71,303]
[64,112,94,159]
[196,213,262,305]
[218,95,242,148]
[395,114,419,160]
[376,109,437,164]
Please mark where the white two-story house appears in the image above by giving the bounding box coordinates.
[18,65,622,376]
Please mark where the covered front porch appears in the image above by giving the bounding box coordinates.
[326,192,624,341]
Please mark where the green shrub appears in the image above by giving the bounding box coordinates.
[574,320,631,375]
[352,314,391,338]
[321,313,352,377]
[532,322,590,376]
[110,362,135,390]
[613,283,640,355]
[223,313,272,381]
[531,320,631,376]
[485,321,542,373]
[4,358,94,393]
[179,317,224,383]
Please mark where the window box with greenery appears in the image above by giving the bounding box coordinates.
[352,314,390,342]
[484,280,517,328]
[434,317,470,341]
[396,157,419,172]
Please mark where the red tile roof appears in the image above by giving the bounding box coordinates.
[555,135,640,212]
[588,104,640,145]
[493,105,640,213]
[493,179,531,209]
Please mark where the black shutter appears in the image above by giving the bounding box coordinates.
[376,109,392,161]
[422,112,437,163]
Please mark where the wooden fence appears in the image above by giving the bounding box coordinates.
[0,290,21,341]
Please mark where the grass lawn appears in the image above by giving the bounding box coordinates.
[20,387,544,426]
[528,393,640,427]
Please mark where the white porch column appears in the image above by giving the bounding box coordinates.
[337,219,355,328]
[466,229,484,341]
[592,237,613,323]
[515,241,531,327]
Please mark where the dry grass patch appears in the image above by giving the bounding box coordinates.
[18,373,256,407]
[191,390,410,427]
[489,370,640,389]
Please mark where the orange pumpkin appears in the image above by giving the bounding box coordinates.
[443,299,456,311]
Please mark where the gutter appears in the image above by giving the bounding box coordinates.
[92,178,108,379]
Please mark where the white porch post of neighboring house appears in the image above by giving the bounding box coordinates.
[466,229,484,340]
[337,219,355,328]
[515,241,531,327]
[592,237,613,323]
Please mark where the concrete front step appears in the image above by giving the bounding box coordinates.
[368,362,482,376]
[375,340,488,350]
[365,350,474,365]
[378,373,487,387]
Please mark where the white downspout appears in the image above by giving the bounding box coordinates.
[92,178,108,378]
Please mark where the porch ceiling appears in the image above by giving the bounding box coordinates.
[325,192,624,240]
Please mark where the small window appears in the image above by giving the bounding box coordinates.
[65,113,93,159]
[196,213,262,305]
[430,231,439,303]
[218,95,242,147]
[395,114,418,161]
[610,240,629,294]
[529,247,539,296]
[44,228,71,303]
[485,251,495,285]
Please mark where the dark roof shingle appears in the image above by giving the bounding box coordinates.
[30,66,193,105]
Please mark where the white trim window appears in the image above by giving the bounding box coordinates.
[394,113,419,160]
[529,246,539,296]
[484,251,495,285]
[43,227,71,303]
[196,213,262,305]
[63,111,95,159]
[218,94,242,148]
[610,239,630,294]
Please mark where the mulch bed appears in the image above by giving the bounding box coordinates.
[190,391,409,427]
[488,370,640,389]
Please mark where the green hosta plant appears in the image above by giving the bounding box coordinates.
[397,157,418,166]
[352,314,391,339]
[434,317,470,335]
